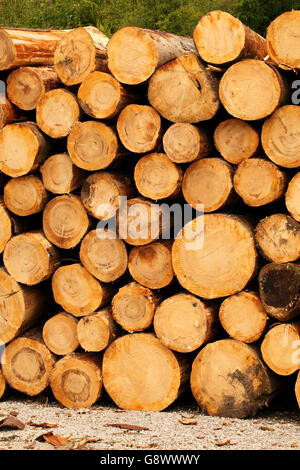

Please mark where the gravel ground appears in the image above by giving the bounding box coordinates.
[0,391,299,451]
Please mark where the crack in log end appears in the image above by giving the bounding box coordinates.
[261,267,299,309]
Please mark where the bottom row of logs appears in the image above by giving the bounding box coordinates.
[1,328,298,418]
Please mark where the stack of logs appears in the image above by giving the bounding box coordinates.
[0,10,299,418]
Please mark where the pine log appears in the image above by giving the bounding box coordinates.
[36,88,80,138]
[4,175,48,216]
[80,171,135,220]
[172,214,258,299]
[116,104,162,153]
[259,262,300,322]
[261,323,300,376]
[111,282,160,333]
[77,308,118,352]
[233,158,287,207]
[0,27,66,70]
[0,368,6,400]
[261,105,300,168]
[3,231,60,286]
[79,229,128,283]
[40,152,86,195]
[54,26,109,86]
[285,172,300,223]
[67,121,123,171]
[219,291,268,344]
[163,123,211,164]
[134,153,183,200]
[193,10,267,65]
[107,26,197,85]
[148,53,220,123]
[213,118,259,164]
[266,11,300,70]
[0,97,27,129]
[52,263,113,317]
[182,158,235,212]
[128,240,174,289]
[190,339,280,418]
[7,66,60,110]
[49,353,102,409]
[78,71,138,120]
[255,214,300,263]
[102,333,190,411]
[43,194,90,249]
[0,268,48,345]
[219,59,289,120]
[1,328,55,396]
[154,293,219,353]
[0,197,22,254]
[296,372,300,408]
[0,121,49,177]
[42,312,79,356]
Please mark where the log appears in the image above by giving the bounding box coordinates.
[0,197,22,254]
[255,214,300,263]
[79,229,128,283]
[49,353,102,409]
[40,152,86,195]
[116,104,162,153]
[266,11,300,70]
[3,230,61,285]
[0,97,27,129]
[154,293,219,353]
[42,312,79,356]
[261,105,300,168]
[219,291,268,343]
[1,328,55,396]
[213,118,259,164]
[54,26,109,86]
[80,171,135,220]
[190,339,280,418]
[77,308,118,352]
[163,123,211,164]
[107,26,197,85]
[128,240,174,289]
[111,282,160,333]
[4,175,48,216]
[0,121,49,177]
[172,213,258,299]
[67,121,123,171]
[259,262,300,322]
[78,71,138,120]
[102,333,190,411]
[52,263,113,317]
[134,153,183,200]
[219,59,289,120]
[0,268,48,345]
[233,158,287,207]
[0,27,66,70]
[286,172,300,223]
[36,88,81,138]
[43,194,90,249]
[148,53,220,123]
[296,372,300,408]
[261,323,300,376]
[182,158,235,212]
[193,10,267,65]
[0,368,6,400]
[7,66,60,110]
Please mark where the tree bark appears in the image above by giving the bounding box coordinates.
[77,308,118,352]
[42,312,79,356]
[4,175,48,216]
[285,172,300,223]
[163,123,211,164]
[40,152,86,195]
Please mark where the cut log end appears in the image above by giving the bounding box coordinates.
[42,313,79,356]
[40,152,86,195]
[163,123,211,163]
[266,11,300,69]
[296,372,300,408]
[0,369,6,400]
[4,175,48,216]
[286,172,300,223]
[77,308,117,352]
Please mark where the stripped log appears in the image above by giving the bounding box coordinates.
[102,333,190,411]
[4,175,48,216]
[50,353,102,409]
[40,153,86,195]
[285,172,300,223]
[111,282,160,333]
[0,121,49,177]
[219,291,268,343]
[52,263,113,317]
[190,339,280,418]
[163,123,211,164]
[1,328,55,396]
[0,97,27,129]
[42,313,79,356]
[107,26,197,85]
[7,66,60,110]
[154,293,219,353]
[77,308,118,352]
[0,197,22,254]
[148,53,220,123]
